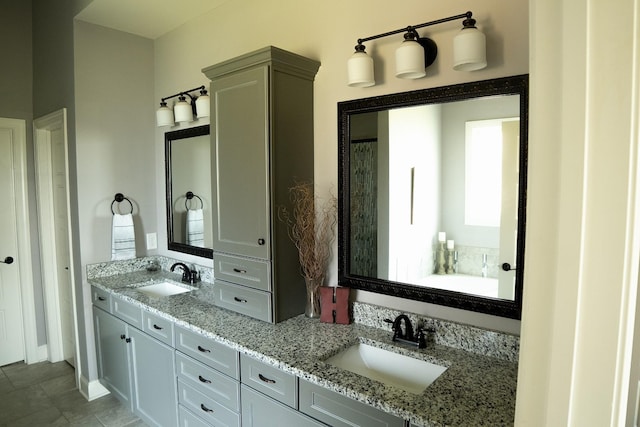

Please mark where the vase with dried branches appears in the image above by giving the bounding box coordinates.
[278,181,337,318]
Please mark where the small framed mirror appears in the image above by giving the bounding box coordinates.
[338,75,528,319]
[165,125,213,258]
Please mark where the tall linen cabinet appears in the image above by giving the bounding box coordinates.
[203,46,320,323]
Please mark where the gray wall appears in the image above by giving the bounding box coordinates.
[0,1,32,119]
[151,0,528,335]
[74,20,155,380]
[31,0,93,378]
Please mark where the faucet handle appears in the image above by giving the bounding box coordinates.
[190,269,201,284]
[181,270,191,282]
[416,329,427,349]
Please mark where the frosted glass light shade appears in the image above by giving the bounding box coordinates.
[174,96,193,123]
[156,103,174,127]
[395,39,426,79]
[195,93,210,118]
[453,27,487,71]
[347,51,375,87]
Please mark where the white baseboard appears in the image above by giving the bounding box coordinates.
[78,374,110,401]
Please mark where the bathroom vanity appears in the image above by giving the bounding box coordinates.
[89,260,517,427]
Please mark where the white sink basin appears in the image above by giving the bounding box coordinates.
[325,343,447,394]
[135,282,195,298]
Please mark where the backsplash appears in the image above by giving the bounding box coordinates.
[86,255,213,283]
[353,301,519,362]
[438,245,500,278]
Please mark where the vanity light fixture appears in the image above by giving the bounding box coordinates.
[347,11,487,87]
[156,85,210,127]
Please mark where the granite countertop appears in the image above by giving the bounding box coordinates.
[89,270,517,427]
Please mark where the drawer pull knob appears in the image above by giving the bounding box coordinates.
[152,324,163,330]
[97,296,106,301]
[197,345,211,353]
[200,403,214,413]
[120,334,126,340]
[125,337,131,343]
[234,297,248,303]
[233,268,247,274]
[258,373,276,384]
[198,375,212,384]
[258,238,265,245]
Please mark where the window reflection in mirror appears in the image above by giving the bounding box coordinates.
[339,75,528,319]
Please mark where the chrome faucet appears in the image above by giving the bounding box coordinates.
[384,315,428,349]
[170,262,200,284]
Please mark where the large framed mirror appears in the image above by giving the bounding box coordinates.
[338,75,528,319]
[165,125,213,258]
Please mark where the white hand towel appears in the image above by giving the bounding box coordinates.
[111,213,136,260]
[186,208,204,247]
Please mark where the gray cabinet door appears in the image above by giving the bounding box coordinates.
[93,306,132,408]
[211,66,270,260]
[299,379,405,427]
[241,385,325,427]
[128,327,178,427]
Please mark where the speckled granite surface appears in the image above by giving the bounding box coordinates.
[86,255,213,283]
[88,263,517,427]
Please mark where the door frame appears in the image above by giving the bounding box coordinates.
[0,117,38,364]
[33,109,79,373]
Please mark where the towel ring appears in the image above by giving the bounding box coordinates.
[111,193,133,215]
[185,191,203,210]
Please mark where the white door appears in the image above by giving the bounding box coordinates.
[52,126,75,366]
[0,119,27,366]
[34,109,76,367]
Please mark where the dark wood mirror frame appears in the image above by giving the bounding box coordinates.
[338,75,528,319]
[165,124,213,259]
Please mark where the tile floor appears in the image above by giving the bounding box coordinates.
[0,360,145,426]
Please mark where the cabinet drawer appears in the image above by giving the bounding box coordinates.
[178,405,212,427]
[178,380,240,427]
[213,253,271,291]
[112,296,143,328]
[176,352,240,412]
[214,281,272,322]
[91,286,111,312]
[175,325,239,379]
[241,385,325,427]
[299,379,405,427]
[240,353,297,408]
[142,310,174,346]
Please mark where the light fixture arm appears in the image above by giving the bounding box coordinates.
[158,85,207,119]
[160,85,206,104]
[355,11,472,46]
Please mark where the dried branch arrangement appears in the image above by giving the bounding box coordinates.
[278,181,337,283]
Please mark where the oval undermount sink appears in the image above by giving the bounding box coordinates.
[135,281,195,298]
[325,343,447,394]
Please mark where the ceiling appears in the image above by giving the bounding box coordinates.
[75,0,230,39]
